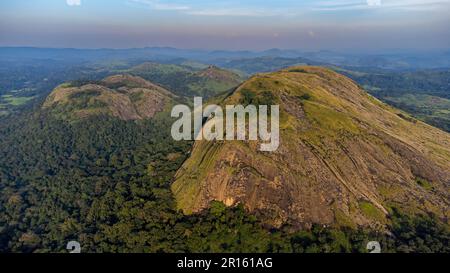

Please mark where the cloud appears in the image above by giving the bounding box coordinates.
[66,0,81,6]
[186,8,272,17]
[313,0,450,11]
[130,0,190,11]
[129,0,290,17]
[367,0,381,6]
[129,0,450,17]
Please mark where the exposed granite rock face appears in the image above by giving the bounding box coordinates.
[43,74,175,121]
[172,66,450,230]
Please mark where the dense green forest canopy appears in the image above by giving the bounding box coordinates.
[0,106,448,253]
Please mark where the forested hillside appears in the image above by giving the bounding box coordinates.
[127,62,243,98]
[0,71,449,253]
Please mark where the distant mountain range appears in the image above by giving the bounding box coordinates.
[2,47,450,70]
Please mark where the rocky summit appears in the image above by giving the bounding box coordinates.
[43,74,176,121]
[172,66,450,230]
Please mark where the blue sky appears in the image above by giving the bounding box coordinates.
[0,0,449,50]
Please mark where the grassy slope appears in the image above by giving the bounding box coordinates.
[172,66,450,229]
[42,74,177,122]
[382,94,450,132]
[126,62,243,98]
[333,67,450,132]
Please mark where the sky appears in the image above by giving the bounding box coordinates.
[0,0,449,50]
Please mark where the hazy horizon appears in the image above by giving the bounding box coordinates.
[1,0,450,50]
[1,46,450,55]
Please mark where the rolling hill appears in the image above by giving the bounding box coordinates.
[172,66,450,230]
[43,74,176,121]
[126,62,243,98]
[1,66,449,253]
[214,56,321,75]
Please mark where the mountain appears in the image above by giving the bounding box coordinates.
[215,56,321,75]
[195,65,242,84]
[127,62,243,98]
[172,66,450,229]
[1,65,449,253]
[3,47,449,70]
[42,74,176,121]
[0,73,193,252]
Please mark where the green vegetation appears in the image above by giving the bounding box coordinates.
[187,80,236,97]
[219,56,313,75]
[385,94,450,132]
[68,80,103,88]
[127,63,243,98]
[0,110,191,252]
[1,94,36,106]
[240,89,277,106]
[43,74,175,122]
[0,108,446,254]
[359,201,386,222]
[240,89,256,105]
[0,64,449,253]
[288,68,310,73]
[0,58,121,116]
[172,66,450,239]
[336,67,450,132]
[297,93,311,101]
[387,208,450,253]
[415,177,434,190]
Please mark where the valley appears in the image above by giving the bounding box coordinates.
[0,56,449,253]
